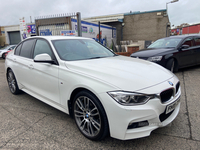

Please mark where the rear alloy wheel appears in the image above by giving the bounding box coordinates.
[7,70,20,94]
[166,59,175,72]
[73,91,109,140]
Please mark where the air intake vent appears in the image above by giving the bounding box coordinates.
[160,89,174,103]
[176,82,180,94]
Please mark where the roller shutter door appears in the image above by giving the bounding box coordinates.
[8,31,21,45]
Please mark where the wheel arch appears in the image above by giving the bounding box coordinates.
[173,57,179,72]
[68,87,110,134]
[165,57,179,72]
[6,67,12,77]
[68,87,104,117]
[2,52,6,58]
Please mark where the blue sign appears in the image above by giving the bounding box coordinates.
[40,29,52,36]
[61,30,75,36]
[113,30,116,38]
[75,25,88,33]
[27,25,36,34]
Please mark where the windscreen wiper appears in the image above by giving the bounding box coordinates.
[88,57,103,59]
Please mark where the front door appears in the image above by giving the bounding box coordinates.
[29,39,60,104]
[178,37,195,67]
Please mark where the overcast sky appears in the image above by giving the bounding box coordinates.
[0,0,199,28]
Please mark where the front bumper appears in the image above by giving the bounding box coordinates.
[98,76,181,140]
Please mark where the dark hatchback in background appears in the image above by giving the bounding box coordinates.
[130,34,200,72]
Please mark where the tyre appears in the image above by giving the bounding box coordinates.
[7,69,20,94]
[73,91,109,140]
[166,58,175,72]
[2,53,6,59]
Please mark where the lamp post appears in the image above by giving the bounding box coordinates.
[166,0,179,36]
[166,0,179,16]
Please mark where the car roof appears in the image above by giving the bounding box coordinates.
[26,36,91,40]
[160,34,200,40]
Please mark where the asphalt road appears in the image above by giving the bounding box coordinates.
[0,58,200,150]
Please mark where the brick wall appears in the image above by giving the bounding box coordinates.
[123,11,169,42]
[116,46,139,56]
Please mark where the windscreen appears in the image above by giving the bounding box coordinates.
[52,39,115,61]
[148,38,182,48]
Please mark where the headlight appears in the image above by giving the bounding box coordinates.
[147,56,162,62]
[108,91,154,105]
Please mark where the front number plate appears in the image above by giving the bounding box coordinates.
[166,97,180,114]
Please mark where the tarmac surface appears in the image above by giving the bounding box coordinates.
[0,58,200,150]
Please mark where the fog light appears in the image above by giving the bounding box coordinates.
[128,120,149,129]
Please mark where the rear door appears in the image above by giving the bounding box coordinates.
[13,39,36,89]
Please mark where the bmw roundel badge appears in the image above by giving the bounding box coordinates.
[168,81,173,86]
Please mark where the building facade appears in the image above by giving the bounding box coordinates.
[0,25,22,45]
[171,23,200,35]
[84,9,170,45]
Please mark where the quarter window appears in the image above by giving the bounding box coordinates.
[194,37,200,46]
[33,39,52,59]
[15,44,22,56]
[20,39,36,58]
[8,46,15,50]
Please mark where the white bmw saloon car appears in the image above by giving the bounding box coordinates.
[5,36,181,141]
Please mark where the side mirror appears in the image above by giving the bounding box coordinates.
[180,45,189,50]
[34,53,55,64]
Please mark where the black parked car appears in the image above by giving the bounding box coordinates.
[130,34,200,72]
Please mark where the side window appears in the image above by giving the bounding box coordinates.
[182,38,194,47]
[15,44,22,56]
[33,39,52,59]
[8,46,15,50]
[194,37,200,46]
[11,46,16,49]
[20,39,36,58]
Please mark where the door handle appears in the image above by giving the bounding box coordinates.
[13,58,16,62]
[29,64,34,69]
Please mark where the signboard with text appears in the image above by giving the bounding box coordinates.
[19,18,27,39]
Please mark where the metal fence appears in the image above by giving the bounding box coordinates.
[35,12,82,37]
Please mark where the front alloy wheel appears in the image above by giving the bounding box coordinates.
[73,91,108,140]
